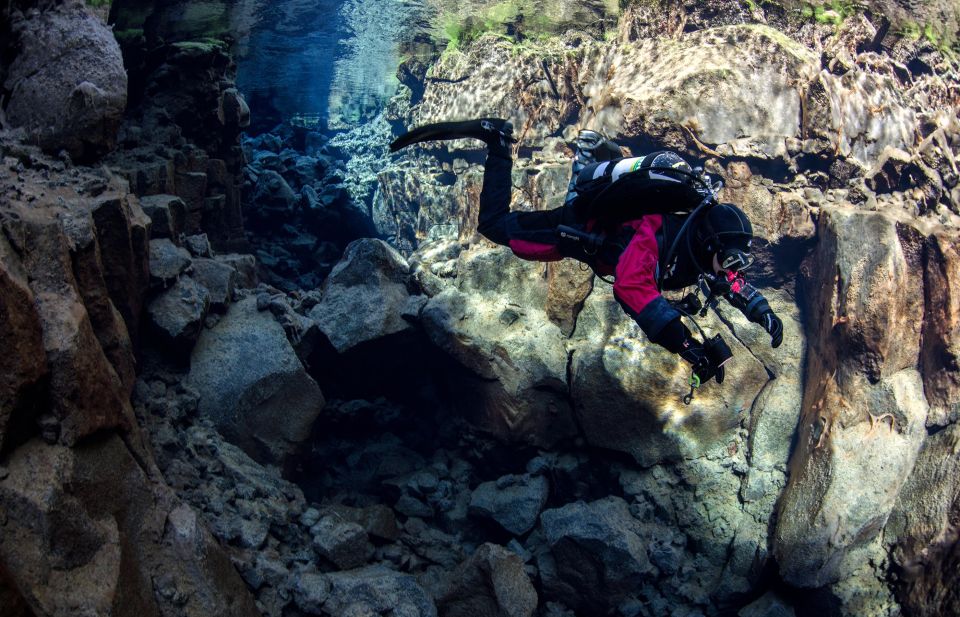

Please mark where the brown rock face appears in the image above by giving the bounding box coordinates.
[3,2,127,162]
[0,143,260,613]
[0,232,47,454]
[774,207,931,587]
[0,437,260,617]
[921,231,960,427]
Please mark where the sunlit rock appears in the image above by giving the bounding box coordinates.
[420,247,578,447]
[569,284,771,466]
[309,238,417,353]
[581,25,820,157]
[774,207,929,587]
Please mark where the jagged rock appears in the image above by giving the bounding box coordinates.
[215,253,258,289]
[739,591,796,617]
[323,566,437,617]
[252,169,298,215]
[149,238,192,286]
[546,260,594,337]
[188,297,324,466]
[920,231,960,426]
[308,238,414,353]
[18,208,135,445]
[184,233,213,258]
[538,497,654,613]
[311,515,374,570]
[63,206,137,395]
[140,194,187,241]
[147,276,210,348]
[0,232,46,453]
[293,572,331,614]
[775,208,929,588]
[190,258,236,309]
[323,504,400,542]
[218,87,250,128]
[468,474,549,536]
[864,146,919,194]
[804,71,915,167]
[886,423,960,617]
[415,25,818,157]
[0,437,259,617]
[87,195,152,339]
[4,2,127,161]
[420,247,577,447]
[437,543,538,617]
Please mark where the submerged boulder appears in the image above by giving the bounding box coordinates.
[146,276,210,349]
[189,297,324,466]
[774,208,929,587]
[469,474,549,536]
[308,238,416,353]
[538,497,654,613]
[4,3,127,161]
[437,543,538,617]
[420,248,577,447]
[322,566,437,617]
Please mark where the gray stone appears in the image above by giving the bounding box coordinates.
[149,238,191,285]
[469,474,549,536]
[420,248,577,448]
[252,169,298,213]
[437,543,538,617]
[539,497,654,613]
[739,591,796,617]
[214,253,258,289]
[184,233,213,258]
[311,516,373,570]
[308,238,414,353]
[323,566,437,617]
[188,297,325,467]
[293,572,331,614]
[140,194,187,241]
[191,258,236,309]
[395,494,435,519]
[147,276,210,347]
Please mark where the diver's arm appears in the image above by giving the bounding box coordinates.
[612,217,724,383]
[724,274,783,348]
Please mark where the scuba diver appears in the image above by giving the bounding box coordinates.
[390,118,783,403]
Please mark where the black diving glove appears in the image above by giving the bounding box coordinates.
[680,345,725,385]
[759,310,783,348]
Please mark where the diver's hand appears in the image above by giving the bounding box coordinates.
[760,311,783,348]
[681,346,725,385]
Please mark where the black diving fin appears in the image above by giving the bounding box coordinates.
[389,118,515,153]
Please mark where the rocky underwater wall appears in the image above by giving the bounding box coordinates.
[0,1,958,617]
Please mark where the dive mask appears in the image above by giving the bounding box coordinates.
[719,247,755,272]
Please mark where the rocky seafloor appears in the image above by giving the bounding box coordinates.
[1,1,959,617]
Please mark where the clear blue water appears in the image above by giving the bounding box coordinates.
[235,0,427,130]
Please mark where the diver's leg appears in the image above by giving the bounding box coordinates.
[477,153,514,246]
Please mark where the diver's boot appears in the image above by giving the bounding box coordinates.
[390,118,515,159]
